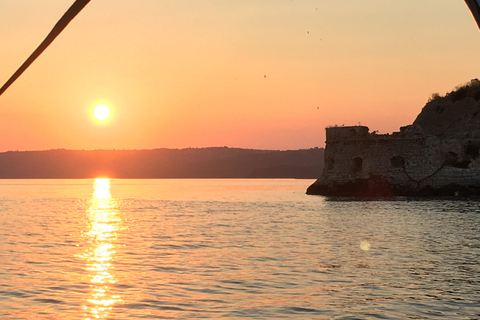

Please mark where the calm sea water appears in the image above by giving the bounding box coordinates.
[0,179,479,320]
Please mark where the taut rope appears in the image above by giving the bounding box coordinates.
[465,0,480,30]
[0,0,91,97]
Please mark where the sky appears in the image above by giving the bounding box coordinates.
[0,0,480,152]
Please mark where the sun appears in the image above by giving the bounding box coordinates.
[94,104,110,121]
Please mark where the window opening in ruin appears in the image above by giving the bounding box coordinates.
[445,151,471,168]
[465,142,480,159]
[444,152,458,165]
[390,156,405,168]
[326,157,334,170]
[352,157,363,173]
[453,160,471,169]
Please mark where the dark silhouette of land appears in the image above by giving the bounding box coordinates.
[0,147,324,179]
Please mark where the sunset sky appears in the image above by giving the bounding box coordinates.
[1,0,479,151]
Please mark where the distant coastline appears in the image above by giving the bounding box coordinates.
[0,147,324,179]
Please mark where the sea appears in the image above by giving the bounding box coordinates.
[0,179,479,320]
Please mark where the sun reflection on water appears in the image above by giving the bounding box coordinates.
[78,178,124,319]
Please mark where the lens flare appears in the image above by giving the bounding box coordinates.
[360,240,371,251]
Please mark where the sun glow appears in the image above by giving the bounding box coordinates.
[94,104,110,121]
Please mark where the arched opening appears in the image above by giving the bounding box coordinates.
[326,157,334,170]
[465,141,480,159]
[352,157,363,173]
[444,152,458,165]
[390,156,405,168]
[445,151,471,168]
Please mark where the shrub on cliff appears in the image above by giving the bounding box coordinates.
[428,79,480,103]
[446,79,480,101]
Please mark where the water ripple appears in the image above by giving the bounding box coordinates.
[1,180,480,319]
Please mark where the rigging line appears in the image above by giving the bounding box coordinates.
[0,1,477,98]
[465,0,480,30]
[0,0,91,97]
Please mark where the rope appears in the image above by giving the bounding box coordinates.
[465,0,480,30]
[0,0,91,97]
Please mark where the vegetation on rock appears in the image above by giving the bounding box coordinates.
[429,79,480,103]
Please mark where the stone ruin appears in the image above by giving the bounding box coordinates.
[307,79,480,197]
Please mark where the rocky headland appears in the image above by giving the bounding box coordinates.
[307,79,480,197]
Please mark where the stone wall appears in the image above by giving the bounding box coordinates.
[307,126,480,196]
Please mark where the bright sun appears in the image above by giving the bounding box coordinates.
[94,104,110,121]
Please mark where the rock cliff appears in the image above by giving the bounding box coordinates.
[307,79,480,197]
[413,79,480,139]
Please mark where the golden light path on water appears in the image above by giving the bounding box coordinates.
[77,178,124,319]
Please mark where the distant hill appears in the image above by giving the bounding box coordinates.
[0,147,324,179]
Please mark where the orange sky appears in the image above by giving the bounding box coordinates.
[0,1,479,151]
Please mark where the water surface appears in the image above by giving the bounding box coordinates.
[0,179,479,319]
